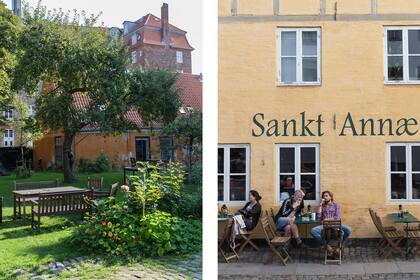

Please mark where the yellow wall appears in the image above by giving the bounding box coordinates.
[325,0,371,15]
[219,5,420,237]
[378,0,420,14]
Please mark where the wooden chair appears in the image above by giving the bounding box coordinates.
[265,208,285,237]
[218,218,239,263]
[374,212,405,257]
[93,183,119,199]
[261,216,291,265]
[31,190,93,231]
[13,179,59,218]
[87,177,104,191]
[322,220,343,264]
[368,208,397,250]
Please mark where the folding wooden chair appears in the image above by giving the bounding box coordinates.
[87,177,104,191]
[238,229,260,253]
[322,220,343,265]
[368,208,397,250]
[218,218,239,263]
[261,216,291,265]
[374,212,405,257]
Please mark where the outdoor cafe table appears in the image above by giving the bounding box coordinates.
[13,186,85,222]
[295,216,321,263]
[388,212,419,258]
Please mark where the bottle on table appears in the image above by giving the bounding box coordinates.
[398,204,403,218]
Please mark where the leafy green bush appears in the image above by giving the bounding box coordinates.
[15,166,31,178]
[191,164,202,186]
[78,153,112,173]
[72,162,202,256]
[78,158,95,172]
[175,192,202,219]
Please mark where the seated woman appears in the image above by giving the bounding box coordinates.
[230,190,262,245]
[311,190,352,248]
[275,189,305,247]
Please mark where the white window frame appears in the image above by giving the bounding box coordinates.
[276,144,320,205]
[277,28,321,86]
[3,107,13,120]
[384,26,420,84]
[4,129,14,147]
[131,51,137,64]
[218,144,250,205]
[176,51,183,64]
[131,33,137,45]
[387,143,420,203]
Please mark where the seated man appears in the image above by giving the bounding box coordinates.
[311,190,352,247]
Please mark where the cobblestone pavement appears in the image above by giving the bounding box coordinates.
[219,240,420,279]
[113,253,202,280]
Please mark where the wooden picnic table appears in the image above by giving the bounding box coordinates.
[388,212,419,258]
[13,186,85,222]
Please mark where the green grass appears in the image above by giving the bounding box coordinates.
[0,171,123,278]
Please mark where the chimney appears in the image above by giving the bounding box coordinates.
[12,0,22,17]
[161,3,170,46]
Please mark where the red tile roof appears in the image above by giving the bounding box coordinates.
[73,73,202,131]
[124,14,193,50]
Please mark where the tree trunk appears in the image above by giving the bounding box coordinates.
[187,138,193,185]
[63,133,75,183]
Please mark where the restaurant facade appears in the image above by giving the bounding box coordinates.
[218,0,420,237]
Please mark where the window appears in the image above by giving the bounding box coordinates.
[131,51,137,64]
[131,33,137,45]
[55,136,62,164]
[218,145,250,203]
[4,129,14,147]
[276,144,319,203]
[160,137,173,161]
[277,28,321,85]
[385,27,420,83]
[3,107,13,120]
[388,143,420,201]
[176,51,183,63]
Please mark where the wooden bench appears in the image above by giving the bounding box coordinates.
[31,190,93,231]
[13,179,59,219]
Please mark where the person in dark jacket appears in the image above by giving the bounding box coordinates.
[238,190,262,230]
[275,189,305,247]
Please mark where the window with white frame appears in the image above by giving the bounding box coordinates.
[3,107,13,120]
[4,129,13,147]
[277,28,321,85]
[218,145,250,203]
[388,143,420,200]
[385,27,420,83]
[131,51,137,64]
[176,51,183,64]
[131,33,137,45]
[276,144,319,203]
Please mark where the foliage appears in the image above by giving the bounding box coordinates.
[78,153,112,173]
[191,164,202,186]
[175,191,202,219]
[15,165,31,178]
[0,1,21,109]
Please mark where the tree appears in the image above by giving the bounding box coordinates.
[163,110,202,184]
[12,4,133,182]
[0,1,21,110]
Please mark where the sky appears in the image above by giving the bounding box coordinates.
[6,0,203,74]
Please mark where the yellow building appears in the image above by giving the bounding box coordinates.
[219,0,420,237]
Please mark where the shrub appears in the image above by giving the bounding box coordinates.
[191,164,202,186]
[15,166,31,178]
[94,153,112,172]
[175,191,202,219]
[78,158,95,172]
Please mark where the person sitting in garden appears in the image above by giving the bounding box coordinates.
[230,190,262,246]
[311,190,352,248]
[274,189,306,247]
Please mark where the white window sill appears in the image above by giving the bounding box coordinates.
[277,82,321,87]
[387,200,420,204]
[384,81,420,85]
[277,200,319,206]
[218,201,247,207]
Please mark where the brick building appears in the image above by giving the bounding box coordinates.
[122,3,194,73]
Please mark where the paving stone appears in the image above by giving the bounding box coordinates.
[13,269,25,276]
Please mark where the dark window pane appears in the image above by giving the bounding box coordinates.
[280,147,295,173]
[388,30,403,54]
[281,57,296,83]
[218,148,224,173]
[409,30,420,54]
[218,175,224,201]
[302,31,317,56]
[391,146,406,171]
[390,174,406,199]
[301,147,316,173]
[412,174,420,199]
[302,57,317,82]
[281,31,296,56]
[230,175,246,201]
[301,175,316,200]
[412,146,420,171]
[388,56,403,80]
[409,56,420,80]
[230,148,246,173]
[279,175,295,200]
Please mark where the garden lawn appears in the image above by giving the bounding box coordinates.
[0,171,123,278]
